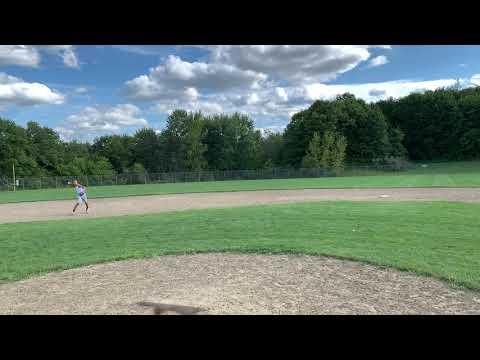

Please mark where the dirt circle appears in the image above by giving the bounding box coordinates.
[1,253,479,315]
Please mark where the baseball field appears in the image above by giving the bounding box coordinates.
[1,161,480,314]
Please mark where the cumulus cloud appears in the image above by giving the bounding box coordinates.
[0,45,79,68]
[61,49,80,68]
[300,78,458,102]
[0,46,40,67]
[206,45,372,83]
[127,45,400,122]
[125,55,267,101]
[0,72,65,108]
[471,74,480,86]
[123,46,471,134]
[203,78,462,119]
[368,55,389,68]
[152,99,224,116]
[55,104,148,141]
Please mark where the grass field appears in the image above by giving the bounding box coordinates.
[1,201,479,289]
[1,171,480,204]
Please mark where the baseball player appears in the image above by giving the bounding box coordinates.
[70,179,89,214]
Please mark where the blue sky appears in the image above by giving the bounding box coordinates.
[1,45,479,141]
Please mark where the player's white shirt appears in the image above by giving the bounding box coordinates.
[75,185,86,196]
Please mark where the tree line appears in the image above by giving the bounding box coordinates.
[1,86,479,178]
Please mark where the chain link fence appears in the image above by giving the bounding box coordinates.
[0,162,423,192]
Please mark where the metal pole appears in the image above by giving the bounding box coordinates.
[13,163,16,191]
[12,163,16,192]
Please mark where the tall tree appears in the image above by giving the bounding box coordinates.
[0,118,42,177]
[26,121,65,174]
[284,94,398,166]
[131,128,162,173]
[184,113,207,171]
[91,135,133,173]
[260,130,284,167]
[203,113,262,170]
[302,130,347,174]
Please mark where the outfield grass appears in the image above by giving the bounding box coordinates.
[1,172,480,204]
[1,201,479,289]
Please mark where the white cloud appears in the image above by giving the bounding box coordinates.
[300,78,458,103]
[0,72,65,108]
[368,55,389,68]
[0,73,22,84]
[0,46,40,67]
[62,49,79,68]
[131,45,400,122]
[125,55,267,102]
[275,87,288,102]
[256,125,287,137]
[112,45,164,56]
[152,99,224,116]
[74,87,89,94]
[56,104,148,141]
[0,45,79,68]
[205,45,373,83]
[184,87,199,101]
[471,74,480,86]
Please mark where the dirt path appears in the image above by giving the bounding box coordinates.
[1,187,479,224]
[1,254,479,315]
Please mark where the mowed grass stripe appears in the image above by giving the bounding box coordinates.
[1,201,479,290]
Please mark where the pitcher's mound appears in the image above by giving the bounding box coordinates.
[1,253,479,314]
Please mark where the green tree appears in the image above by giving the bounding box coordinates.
[26,121,65,175]
[378,88,465,160]
[203,113,262,170]
[302,132,323,168]
[302,130,347,174]
[284,94,398,166]
[184,113,207,171]
[91,135,134,173]
[260,130,284,167]
[331,133,347,174]
[131,128,162,173]
[0,118,43,177]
